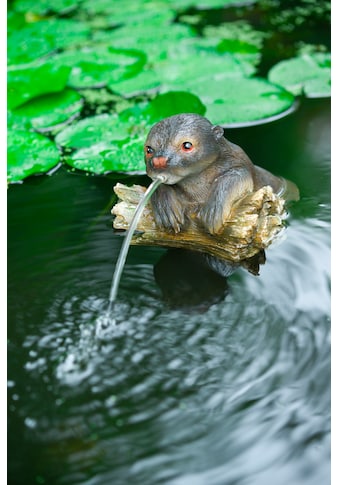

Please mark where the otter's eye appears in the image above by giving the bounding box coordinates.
[145,146,154,157]
[182,141,193,152]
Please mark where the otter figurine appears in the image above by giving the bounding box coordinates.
[144,113,287,235]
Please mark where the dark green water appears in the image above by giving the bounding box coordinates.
[8,98,330,484]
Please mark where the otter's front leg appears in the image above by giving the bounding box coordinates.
[150,184,186,233]
[199,168,254,235]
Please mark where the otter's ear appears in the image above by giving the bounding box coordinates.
[212,125,224,140]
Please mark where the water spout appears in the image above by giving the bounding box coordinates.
[103,175,165,323]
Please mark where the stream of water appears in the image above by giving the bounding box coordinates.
[102,176,164,325]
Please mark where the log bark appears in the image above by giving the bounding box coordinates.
[111,183,288,268]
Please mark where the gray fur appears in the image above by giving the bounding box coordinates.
[144,113,284,235]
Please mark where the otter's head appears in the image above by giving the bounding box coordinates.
[144,113,224,185]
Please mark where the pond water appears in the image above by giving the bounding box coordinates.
[8,97,330,485]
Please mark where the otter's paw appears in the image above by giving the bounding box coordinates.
[151,186,185,233]
[198,203,228,236]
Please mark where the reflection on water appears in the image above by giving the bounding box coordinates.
[154,249,230,311]
[8,99,330,485]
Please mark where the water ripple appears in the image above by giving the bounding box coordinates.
[10,217,330,485]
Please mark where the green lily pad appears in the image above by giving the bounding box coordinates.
[182,76,295,126]
[168,0,257,9]
[153,53,295,126]
[142,91,206,121]
[7,130,60,183]
[97,22,197,63]
[268,53,331,97]
[11,89,84,131]
[203,21,266,73]
[80,0,175,27]
[7,63,71,110]
[8,28,55,66]
[7,19,91,66]
[114,91,206,138]
[52,46,147,89]
[159,53,247,87]
[64,137,146,174]
[217,38,259,54]
[102,21,264,95]
[7,10,26,34]
[13,0,79,15]
[109,67,162,97]
[203,21,266,48]
[55,114,132,149]
[108,32,258,98]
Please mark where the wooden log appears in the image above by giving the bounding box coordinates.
[111,183,290,269]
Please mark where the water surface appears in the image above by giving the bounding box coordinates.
[8,98,330,485]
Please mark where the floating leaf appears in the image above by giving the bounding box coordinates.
[110,33,257,96]
[168,0,257,9]
[7,10,26,34]
[7,130,60,183]
[11,89,84,131]
[52,46,147,89]
[184,76,295,126]
[159,53,247,87]
[217,38,259,54]
[268,53,331,97]
[155,51,296,126]
[8,29,55,66]
[203,21,266,73]
[80,0,175,27]
[142,91,206,121]
[302,77,331,98]
[7,63,71,110]
[63,137,146,174]
[109,68,162,97]
[203,21,266,49]
[7,19,91,65]
[13,0,80,15]
[55,114,132,149]
[98,22,197,63]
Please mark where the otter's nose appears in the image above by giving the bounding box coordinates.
[152,156,168,169]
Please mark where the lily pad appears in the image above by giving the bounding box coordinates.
[168,0,257,9]
[13,0,79,15]
[63,137,146,174]
[98,22,197,63]
[7,63,71,110]
[11,89,84,131]
[268,52,331,98]
[142,91,206,121]
[7,130,60,183]
[203,21,266,48]
[8,28,55,66]
[80,0,175,27]
[55,114,132,149]
[110,30,259,97]
[7,10,26,34]
[109,67,162,97]
[52,46,147,89]
[159,53,248,87]
[183,76,295,126]
[203,21,266,73]
[7,19,91,66]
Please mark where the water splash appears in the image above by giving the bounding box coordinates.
[101,175,165,325]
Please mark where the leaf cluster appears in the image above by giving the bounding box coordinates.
[7,0,330,182]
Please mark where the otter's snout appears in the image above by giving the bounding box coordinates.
[151,156,168,169]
